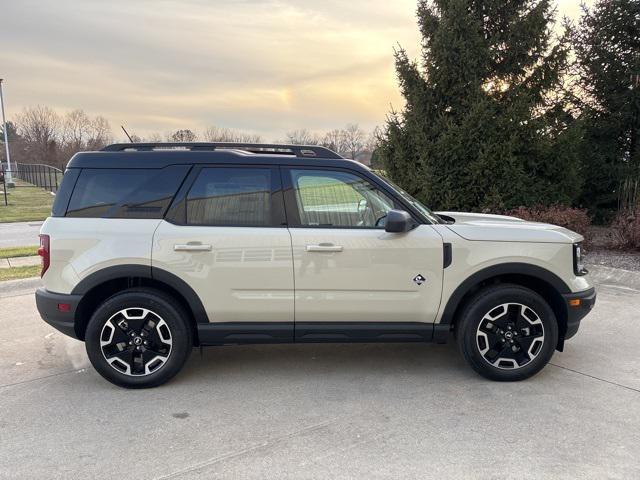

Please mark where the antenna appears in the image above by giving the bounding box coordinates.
[120,125,134,143]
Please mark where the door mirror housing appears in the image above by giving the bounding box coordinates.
[385,209,414,233]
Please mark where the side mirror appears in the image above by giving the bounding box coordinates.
[385,209,413,233]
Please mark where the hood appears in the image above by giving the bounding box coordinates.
[436,211,583,244]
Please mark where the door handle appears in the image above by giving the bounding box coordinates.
[306,244,343,252]
[174,243,212,252]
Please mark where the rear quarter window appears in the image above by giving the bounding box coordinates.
[66,166,190,218]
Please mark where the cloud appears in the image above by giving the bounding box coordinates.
[0,0,587,140]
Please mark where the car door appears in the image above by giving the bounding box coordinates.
[153,165,294,332]
[283,167,444,331]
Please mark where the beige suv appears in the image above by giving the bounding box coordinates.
[35,142,596,388]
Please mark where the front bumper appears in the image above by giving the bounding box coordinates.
[35,288,82,339]
[562,287,596,340]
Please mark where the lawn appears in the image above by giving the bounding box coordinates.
[0,264,41,281]
[0,246,39,259]
[0,180,54,222]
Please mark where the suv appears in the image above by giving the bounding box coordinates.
[36,142,596,388]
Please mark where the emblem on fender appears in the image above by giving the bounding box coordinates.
[413,274,426,285]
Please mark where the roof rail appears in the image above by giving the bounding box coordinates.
[101,142,343,159]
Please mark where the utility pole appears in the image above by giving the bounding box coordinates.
[0,79,15,188]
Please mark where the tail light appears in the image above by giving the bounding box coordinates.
[38,234,50,277]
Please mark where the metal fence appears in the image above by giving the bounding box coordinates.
[1,163,64,193]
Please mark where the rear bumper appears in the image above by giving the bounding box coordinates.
[562,287,596,340]
[35,288,82,339]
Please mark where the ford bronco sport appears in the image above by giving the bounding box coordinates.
[36,142,596,388]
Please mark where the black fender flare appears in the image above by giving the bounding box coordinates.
[439,262,571,326]
[71,264,209,324]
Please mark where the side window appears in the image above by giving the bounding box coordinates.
[289,169,395,228]
[66,166,189,218]
[186,167,273,226]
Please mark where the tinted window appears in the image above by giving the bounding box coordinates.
[51,168,80,217]
[186,168,272,226]
[66,166,189,218]
[289,169,395,228]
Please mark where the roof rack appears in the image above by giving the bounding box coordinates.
[101,142,343,159]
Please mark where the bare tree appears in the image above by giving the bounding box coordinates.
[341,123,366,160]
[321,129,345,154]
[62,109,92,151]
[203,126,262,143]
[60,110,111,154]
[15,105,61,165]
[285,129,320,145]
[88,116,112,149]
[168,129,198,142]
[145,132,163,143]
[365,126,381,154]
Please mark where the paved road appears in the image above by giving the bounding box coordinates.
[1,271,639,479]
[0,221,43,247]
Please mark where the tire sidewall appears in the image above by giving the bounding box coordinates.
[458,285,559,381]
[85,290,192,388]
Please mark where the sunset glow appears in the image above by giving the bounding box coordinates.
[0,0,589,140]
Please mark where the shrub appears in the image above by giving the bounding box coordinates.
[506,206,592,243]
[612,208,640,250]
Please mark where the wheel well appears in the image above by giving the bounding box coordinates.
[74,277,200,345]
[449,274,567,344]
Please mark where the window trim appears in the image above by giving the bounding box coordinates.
[281,166,423,229]
[165,164,286,228]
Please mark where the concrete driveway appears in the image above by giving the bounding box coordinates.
[0,268,638,479]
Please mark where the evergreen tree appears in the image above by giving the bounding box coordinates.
[379,0,581,211]
[571,0,640,219]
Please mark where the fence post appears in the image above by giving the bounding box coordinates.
[2,168,7,206]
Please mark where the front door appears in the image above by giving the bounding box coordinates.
[283,167,444,329]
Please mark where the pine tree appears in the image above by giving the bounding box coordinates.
[379,0,581,212]
[571,0,640,219]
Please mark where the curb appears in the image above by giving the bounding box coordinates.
[0,255,40,269]
[585,264,640,291]
[0,276,42,298]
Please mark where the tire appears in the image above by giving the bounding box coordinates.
[85,288,193,388]
[456,284,558,381]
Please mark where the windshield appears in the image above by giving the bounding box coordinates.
[376,175,443,224]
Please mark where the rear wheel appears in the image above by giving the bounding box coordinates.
[85,288,192,388]
[456,284,558,381]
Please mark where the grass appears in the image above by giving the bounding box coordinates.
[0,264,41,281]
[0,246,39,259]
[0,180,54,223]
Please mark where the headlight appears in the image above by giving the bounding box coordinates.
[573,243,587,275]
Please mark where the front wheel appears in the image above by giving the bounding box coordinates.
[85,288,193,388]
[456,284,558,381]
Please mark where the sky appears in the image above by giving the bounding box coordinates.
[1,0,590,142]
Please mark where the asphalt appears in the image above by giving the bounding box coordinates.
[0,268,639,479]
[0,221,42,248]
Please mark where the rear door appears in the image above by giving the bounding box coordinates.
[153,165,294,330]
[283,167,444,328]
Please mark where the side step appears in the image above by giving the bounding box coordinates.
[197,322,445,346]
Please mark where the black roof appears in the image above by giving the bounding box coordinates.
[67,142,368,171]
